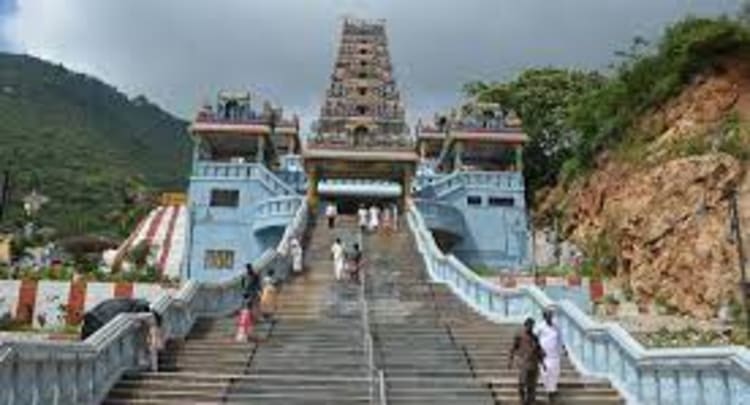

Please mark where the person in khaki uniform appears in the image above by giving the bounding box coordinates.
[509,317,546,405]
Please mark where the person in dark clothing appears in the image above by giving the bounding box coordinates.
[509,317,546,405]
[241,263,262,308]
[348,243,363,283]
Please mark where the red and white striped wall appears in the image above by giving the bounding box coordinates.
[112,205,187,279]
[0,280,173,329]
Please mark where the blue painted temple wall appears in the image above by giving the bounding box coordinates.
[184,174,283,282]
[417,171,530,271]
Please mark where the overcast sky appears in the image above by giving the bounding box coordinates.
[0,0,743,129]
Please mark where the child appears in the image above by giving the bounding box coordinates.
[260,270,279,322]
[235,299,255,343]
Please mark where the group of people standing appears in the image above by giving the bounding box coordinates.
[236,263,281,342]
[325,202,398,233]
[509,309,565,405]
[330,238,362,283]
[357,203,398,233]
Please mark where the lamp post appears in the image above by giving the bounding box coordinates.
[729,189,750,340]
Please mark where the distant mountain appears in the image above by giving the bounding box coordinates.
[0,53,191,237]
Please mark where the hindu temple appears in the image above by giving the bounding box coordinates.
[9,16,742,405]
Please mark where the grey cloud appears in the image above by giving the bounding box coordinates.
[9,0,742,128]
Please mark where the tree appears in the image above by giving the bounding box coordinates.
[739,0,750,27]
[465,69,603,194]
[59,235,118,272]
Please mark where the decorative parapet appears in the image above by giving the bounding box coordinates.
[306,133,415,151]
[192,162,299,196]
[416,170,525,199]
[407,205,750,405]
[413,199,466,238]
[252,196,304,232]
[0,200,309,405]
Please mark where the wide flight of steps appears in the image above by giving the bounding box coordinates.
[364,225,624,405]
[104,215,371,404]
[104,212,623,404]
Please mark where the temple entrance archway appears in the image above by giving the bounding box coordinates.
[302,149,417,211]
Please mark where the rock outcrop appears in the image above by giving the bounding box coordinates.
[540,62,750,319]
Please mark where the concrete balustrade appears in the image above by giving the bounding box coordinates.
[0,201,309,405]
[408,205,750,405]
[416,170,524,200]
[253,196,304,232]
[274,170,308,193]
[413,199,466,238]
[193,162,298,196]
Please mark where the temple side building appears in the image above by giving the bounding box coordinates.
[415,101,530,269]
[185,92,303,281]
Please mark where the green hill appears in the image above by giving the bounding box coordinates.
[0,53,191,237]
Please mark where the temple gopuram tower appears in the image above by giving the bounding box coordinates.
[305,18,417,209]
[318,17,406,144]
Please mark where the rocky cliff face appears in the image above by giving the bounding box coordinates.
[540,62,750,319]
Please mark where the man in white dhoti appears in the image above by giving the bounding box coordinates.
[331,238,345,281]
[325,202,338,229]
[537,309,564,404]
[357,205,368,233]
[368,205,380,231]
[290,238,303,274]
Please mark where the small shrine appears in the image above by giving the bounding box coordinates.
[417,101,527,173]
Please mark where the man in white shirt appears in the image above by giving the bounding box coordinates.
[537,309,564,404]
[357,205,368,232]
[368,205,380,232]
[325,202,338,229]
[330,238,345,281]
[290,238,303,274]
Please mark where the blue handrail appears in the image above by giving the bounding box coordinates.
[407,204,750,405]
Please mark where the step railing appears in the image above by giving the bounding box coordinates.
[358,228,387,405]
[193,162,299,196]
[0,200,309,405]
[407,203,750,405]
[252,195,304,232]
[413,199,466,238]
[416,170,525,200]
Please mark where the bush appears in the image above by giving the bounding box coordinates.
[560,158,584,185]
[581,229,620,278]
[579,259,597,278]
[567,17,750,177]
[127,240,151,269]
[472,265,496,277]
[603,294,620,305]
[535,265,575,277]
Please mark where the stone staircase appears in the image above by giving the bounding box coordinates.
[104,214,622,404]
[103,216,371,404]
[364,226,624,405]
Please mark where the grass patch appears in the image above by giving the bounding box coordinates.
[472,265,497,277]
